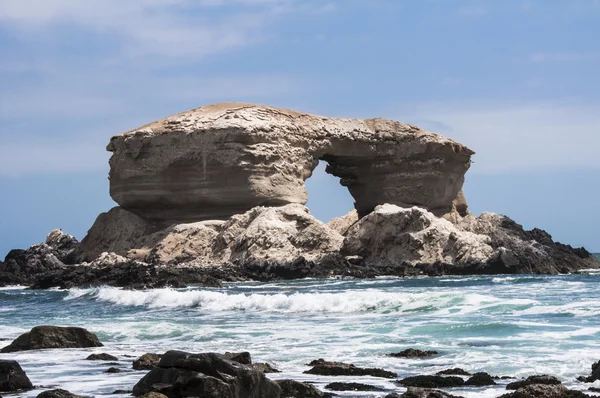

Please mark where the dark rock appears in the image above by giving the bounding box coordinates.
[397,375,464,388]
[1,326,103,353]
[86,353,118,361]
[138,394,168,398]
[112,390,132,394]
[436,368,470,376]
[45,230,80,264]
[589,387,600,392]
[2,245,64,278]
[276,379,330,397]
[304,358,396,378]
[397,387,465,397]
[499,384,590,398]
[222,351,252,365]
[132,350,281,397]
[389,349,438,358]
[133,353,162,370]
[0,360,33,392]
[464,372,496,386]
[105,367,121,373]
[506,375,561,390]
[36,389,87,398]
[578,360,600,382]
[251,363,280,373]
[325,382,384,391]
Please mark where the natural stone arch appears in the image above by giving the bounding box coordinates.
[107,103,473,226]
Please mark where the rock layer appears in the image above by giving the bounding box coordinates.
[108,103,473,225]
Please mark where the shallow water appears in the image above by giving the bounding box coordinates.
[2,273,600,397]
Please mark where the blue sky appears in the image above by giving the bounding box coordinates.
[0,0,599,257]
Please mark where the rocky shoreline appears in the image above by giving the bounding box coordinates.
[1,326,599,397]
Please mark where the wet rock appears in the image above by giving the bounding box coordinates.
[105,367,121,373]
[397,387,465,397]
[133,353,162,370]
[499,384,591,398]
[304,358,396,378]
[1,326,102,353]
[86,353,118,361]
[111,390,132,394]
[325,382,384,391]
[589,387,600,392]
[436,368,471,376]
[36,389,87,398]
[464,372,496,386]
[397,375,464,388]
[0,360,33,392]
[132,350,281,397]
[222,351,252,365]
[578,360,600,382]
[389,349,438,358]
[138,394,168,398]
[251,363,280,373]
[506,375,561,390]
[276,380,332,397]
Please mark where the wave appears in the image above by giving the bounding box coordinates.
[64,287,537,315]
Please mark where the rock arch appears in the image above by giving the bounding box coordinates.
[107,103,473,226]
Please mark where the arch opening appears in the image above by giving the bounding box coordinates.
[305,159,355,223]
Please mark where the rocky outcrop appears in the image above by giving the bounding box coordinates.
[133,353,162,370]
[131,350,281,397]
[36,389,88,398]
[397,375,465,388]
[499,384,590,398]
[1,326,103,353]
[506,375,561,390]
[108,103,473,225]
[389,348,438,358]
[304,358,396,378]
[327,209,358,235]
[395,388,465,398]
[86,353,118,361]
[276,379,328,398]
[577,360,600,382]
[0,360,33,392]
[342,204,599,275]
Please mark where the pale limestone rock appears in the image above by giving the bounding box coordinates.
[108,103,473,225]
[342,204,494,268]
[327,209,359,236]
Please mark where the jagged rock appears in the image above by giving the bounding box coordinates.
[276,379,328,397]
[436,368,470,376]
[36,389,87,398]
[304,358,396,378]
[505,375,561,390]
[396,387,465,397]
[327,209,358,235]
[0,360,33,392]
[325,382,384,391]
[578,360,600,382]
[108,103,472,225]
[499,384,590,398]
[133,353,162,370]
[397,375,464,388]
[222,352,252,365]
[86,353,118,361]
[45,229,80,264]
[2,244,64,278]
[1,326,103,353]
[464,372,496,386]
[131,350,281,397]
[342,205,493,271]
[389,348,438,358]
[251,363,280,373]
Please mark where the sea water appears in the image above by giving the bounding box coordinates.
[2,273,600,397]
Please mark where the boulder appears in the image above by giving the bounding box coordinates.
[325,382,384,391]
[464,372,495,386]
[1,326,103,353]
[36,389,87,398]
[396,387,465,397]
[499,384,590,398]
[577,360,600,383]
[506,375,561,390]
[0,360,33,392]
[86,353,118,361]
[107,103,473,225]
[105,367,121,373]
[251,363,280,373]
[304,358,396,378]
[222,351,252,365]
[276,379,328,397]
[133,353,162,370]
[436,368,470,376]
[397,375,464,388]
[389,348,438,358]
[131,350,281,398]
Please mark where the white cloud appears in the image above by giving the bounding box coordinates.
[397,101,600,174]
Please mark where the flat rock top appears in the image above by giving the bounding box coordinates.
[117,102,472,154]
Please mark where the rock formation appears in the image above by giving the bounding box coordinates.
[1,326,103,353]
[107,102,472,226]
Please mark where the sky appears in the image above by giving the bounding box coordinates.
[0,0,599,257]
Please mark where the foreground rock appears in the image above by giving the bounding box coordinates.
[506,375,561,390]
[86,353,118,361]
[276,380,330,397]
[1,326,102,353]
[108,103,472,226]
[133,353,162,370]
[132,350,281,397]
[36,389,87,398]
[304,359,396,378]
[325,382,384,391]
[391,387,465,398]
[397,375,464,388]
[464,372,496,386]
[436,368,470,376]
[0,360,33,392]
[577,360,600,382]
[499,384,590,398]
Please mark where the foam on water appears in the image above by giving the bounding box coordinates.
[2,274,600,397]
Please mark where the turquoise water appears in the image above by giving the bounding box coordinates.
[2,273,600,397]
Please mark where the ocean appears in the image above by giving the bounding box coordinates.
[2,273,600,397]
